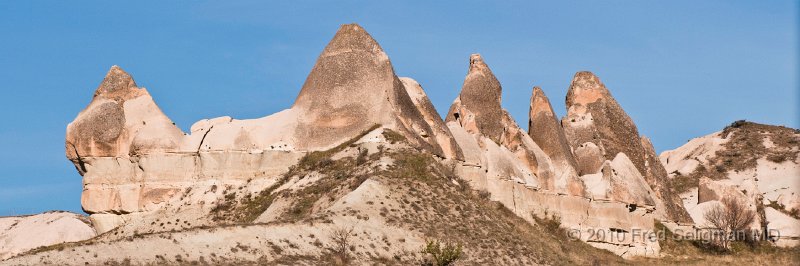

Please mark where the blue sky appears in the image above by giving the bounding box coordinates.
[0,1,797,216]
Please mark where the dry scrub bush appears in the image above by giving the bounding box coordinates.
[704,197,756,250]
[329,226,355,265]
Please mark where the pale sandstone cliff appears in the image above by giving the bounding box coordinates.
[4,23,710,264]
[561,71,692,224]
[446,54,662,257]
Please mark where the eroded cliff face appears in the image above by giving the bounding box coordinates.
[64,24,461,230]
[292,24,460,158]
[58,23,695,260]
[529,86,586,196]
[446,54,662,257]
[561,72,692,225]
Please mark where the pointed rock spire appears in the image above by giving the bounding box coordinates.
[94,65,141,100]
[400,77,464,160]
[562,71,640,170]
[529,87,578,169]
[293,23,392,111]
[529,87,586,196]
[561,71,692,223]
[291,23,398,150]
[289,24,459,159]
[319,23,383,57]
[565,71,609,110]
[445,54,504,143]
[67,66,181,172]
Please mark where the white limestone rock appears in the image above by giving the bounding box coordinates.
[0,212,96,261]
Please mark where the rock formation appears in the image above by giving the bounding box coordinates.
[561,71,692,224]
[446,54,547,191]
[0,212,95,260]
[446,55,662,257]
[661,121,800,246]
[5,23,717,263]
[292,24,461,158]
[63,24,462,231]
[528,87,586,196]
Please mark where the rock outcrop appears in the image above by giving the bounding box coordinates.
[53,23,705,261]
[292,24,460,158]
[446,54,547,191]
[661,121,800,246]
[64,24,463,230]
[528,87,585,196]
[561,71,692,224]
[446,55,661,257]
[0,212,96,260]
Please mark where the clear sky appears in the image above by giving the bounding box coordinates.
[0,1,797,216]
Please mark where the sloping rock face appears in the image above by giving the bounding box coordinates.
[661,121,800,246]
[445,55,506,143]
[528,87,585,196]
[399,77,464,159]
[292,24,460,159]
[446,54,546,191]
[0,212,96,260]
[446,55,660,258]
[561,72,692,224]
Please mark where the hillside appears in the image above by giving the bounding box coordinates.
[6,130,625,265]
[660,121,800,247]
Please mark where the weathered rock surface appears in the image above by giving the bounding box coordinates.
[65,65,184,169]
[561,71,692,224]
[292,24,457,158]
[581,153,657,207]
[446,55,660,257]
[65,24,462,230]
[661,121,800,246]
[47,23,717,262]
[446,54,549,191]
[765,207,800,247]
[529,87,586,196]
[0,212,95,260]
[689,178,761,229]
[399,77,463,160]
[445,54,506,143]
[11,128,629,265]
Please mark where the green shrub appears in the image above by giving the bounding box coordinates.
[421,240,463,266]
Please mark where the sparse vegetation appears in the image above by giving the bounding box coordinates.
[421,240,462,266]
[15,121,798,265]
[374,147,625,265]
[296,124,382,173]
[210,124,382,224]
[677,121,799,193]
[765,201,800,220]
[328,227,355,265]
[670,171,701,194]
[703,197,756,250]
[356,147,369,165]
[382,129,406,144]
[387,149,436,181]
[210,176,289,223]
[634,222,800,265]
